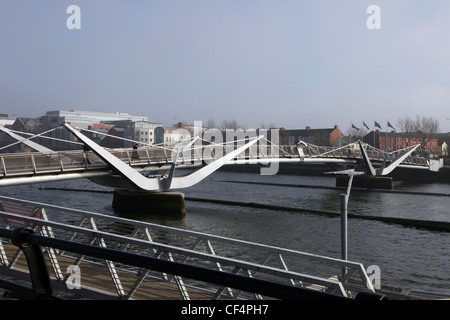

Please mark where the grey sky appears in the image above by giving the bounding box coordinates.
[1,0,449,132]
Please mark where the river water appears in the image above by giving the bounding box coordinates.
[1,169,449,297]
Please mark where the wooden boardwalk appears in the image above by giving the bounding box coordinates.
[1,243,228,300]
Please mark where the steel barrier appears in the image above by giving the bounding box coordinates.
[0,142,429,182]
[0,227,386,300]
[0,195,381,300]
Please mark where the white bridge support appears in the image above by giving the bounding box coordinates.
[64,124,264,214]
[65,124,263,192]
[358,141,420,176]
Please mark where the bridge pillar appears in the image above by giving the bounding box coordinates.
[336,175,393,189]
[112,190,185,215]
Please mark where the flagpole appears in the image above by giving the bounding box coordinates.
[373,121,376,147]
[374,121,383,149]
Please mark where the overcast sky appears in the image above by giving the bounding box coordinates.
[1,0,450,132]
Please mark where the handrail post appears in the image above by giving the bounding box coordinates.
[10,227,55,300]
[340,193,348,276]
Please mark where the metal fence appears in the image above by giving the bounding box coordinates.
[0,141,429,183]
[0,195,379,300]
[297,144,428,167]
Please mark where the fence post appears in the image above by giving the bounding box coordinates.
[10,227,55,300]
[340,193,348,277]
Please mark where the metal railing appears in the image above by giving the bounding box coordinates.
[0,147,171,178]
[0,226,387,301]
[0,141,429,182]
[297,144,428,167]
[0,195,378,300]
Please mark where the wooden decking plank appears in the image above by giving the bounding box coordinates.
[0,242,218,300]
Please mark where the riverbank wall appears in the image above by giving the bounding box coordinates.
[220,163,450,183]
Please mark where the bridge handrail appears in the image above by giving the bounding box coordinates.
[0,195,374,299]
[0,195,363,267]
[0,211,349,296]
[0,226,387,300]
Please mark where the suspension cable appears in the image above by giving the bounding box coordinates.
[0,126,78,151]
[2,127,84,146]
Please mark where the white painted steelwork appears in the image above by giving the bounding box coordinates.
[0,124,432,189]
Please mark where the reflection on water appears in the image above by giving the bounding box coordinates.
[0,170,449,295]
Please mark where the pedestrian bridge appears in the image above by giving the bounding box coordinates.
[0,124,438,190]
[0,125,436,300]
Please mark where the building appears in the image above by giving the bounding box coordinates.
[39,110,150,150]
[86,123,113,146]
[332,136,359,149]
[0,114,15,128]
[41,110,148,128]
[10,117,40,134]
[363,130,439,154]
[161,122,201,148]
[101,120,163,148]
[279,125,344,146]
[101,127,126,149]
[1,117,41,152]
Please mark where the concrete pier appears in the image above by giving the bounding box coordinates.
[336,175,393,189]
[112,189,186,215]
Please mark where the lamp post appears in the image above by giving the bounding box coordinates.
[340,173,355,277]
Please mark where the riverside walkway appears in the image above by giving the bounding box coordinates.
[0,195,380,300]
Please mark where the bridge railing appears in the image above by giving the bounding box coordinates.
[182,144,285,163]
[0,195,375,300]
[0,142,429,180]
[0,151,104,177]
[295,144,428,167]
[0,146,174,178]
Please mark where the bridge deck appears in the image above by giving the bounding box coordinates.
[1,243,214,300]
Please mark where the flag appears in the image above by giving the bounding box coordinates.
[363,121,370,130]
[374,121,382,129]
[387,121,395,131]
[351,123,359,130]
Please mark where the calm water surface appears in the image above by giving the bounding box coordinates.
[1,170,449,296]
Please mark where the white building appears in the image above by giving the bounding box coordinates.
[119,121,163,148]
[40,110,150,150]
[162,122,204,148]
[42,110,148,129]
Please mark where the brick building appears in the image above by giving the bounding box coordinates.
[3,118,41,152]
[279,125,344,146]
[363,130,439,154]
